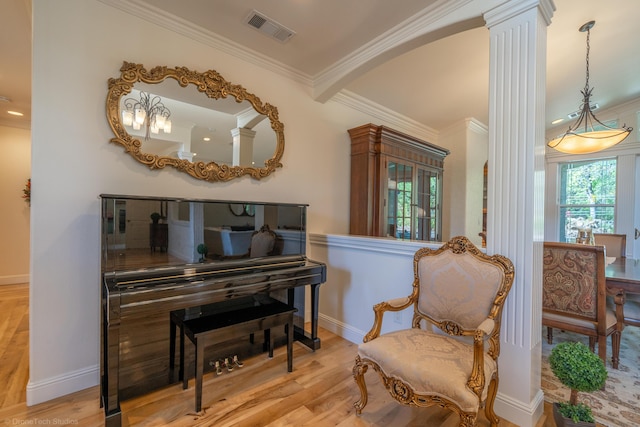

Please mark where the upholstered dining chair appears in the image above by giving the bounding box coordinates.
[593,233,626,258]
[352,236,514,427]
[542,242,624,369]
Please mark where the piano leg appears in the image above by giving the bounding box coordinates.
[289,284,321,350]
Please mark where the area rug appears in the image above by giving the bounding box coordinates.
[541,327,640,427]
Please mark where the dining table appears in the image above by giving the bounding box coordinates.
[605,257,640,326]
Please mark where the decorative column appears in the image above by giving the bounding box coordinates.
[191,202,204,263]
[231,127,256,166]
[617,154,635,256]
[484,1,554,426]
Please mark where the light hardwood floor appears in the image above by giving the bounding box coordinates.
[0,283,556,426]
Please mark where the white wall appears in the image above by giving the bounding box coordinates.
[27,0,460,404]
[440,118,488,246]
[0,125,30,284]
[311,234,440,343]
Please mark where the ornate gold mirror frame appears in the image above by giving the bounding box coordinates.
[106,62,284,181]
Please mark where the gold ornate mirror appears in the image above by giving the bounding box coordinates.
[106,62,284,181]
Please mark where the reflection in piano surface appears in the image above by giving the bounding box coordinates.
[100,195,326,427]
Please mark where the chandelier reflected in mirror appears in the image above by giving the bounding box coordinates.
[121,91,172,140]
[547,21,632,154]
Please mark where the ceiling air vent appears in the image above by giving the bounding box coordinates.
[244,10,295,43]
[567,103,599,119]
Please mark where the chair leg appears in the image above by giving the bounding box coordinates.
[352,355,369,415]
[546,327,553,344]
[459,413,478,427]
[589,336,596,353]
[484,376,500,427]
[596,335,607,368]
[611,331,621,369]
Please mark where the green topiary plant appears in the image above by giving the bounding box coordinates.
[197,243,208,262]
[549,341,608,424]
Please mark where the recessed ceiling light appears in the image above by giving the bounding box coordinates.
[203,137,211,142]
[551,118,564,125]
[7,111,23,116]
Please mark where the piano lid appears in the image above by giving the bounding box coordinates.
[100,194,309,275]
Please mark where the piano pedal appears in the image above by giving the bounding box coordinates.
[224,357,233,372]
[232,355,244,368]
[209,360,223,375]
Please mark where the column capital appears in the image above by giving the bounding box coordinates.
[484,0,555,28]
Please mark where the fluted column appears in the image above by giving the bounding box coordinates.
[484,1,554,426]
[231,127,256,166]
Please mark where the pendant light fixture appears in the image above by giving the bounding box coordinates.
[121,91,172,141]
[547,21,632,154]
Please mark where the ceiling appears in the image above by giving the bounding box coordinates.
[2,0,640,135]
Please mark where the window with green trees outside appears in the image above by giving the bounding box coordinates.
[559,158,616,242]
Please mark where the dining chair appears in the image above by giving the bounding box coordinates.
[352,236,515,427]
[593,233,626,258]
[542,242,624,369]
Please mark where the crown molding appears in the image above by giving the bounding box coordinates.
[466,117,489,134]
[312,0,483,103]
[98,0,313,87]
[332,90,439,143]
[441,117,488,135]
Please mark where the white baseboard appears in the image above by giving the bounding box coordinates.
[318,313,366,345]
[0,274,30,285]
[495,389,545,427]
[26,364,99,406]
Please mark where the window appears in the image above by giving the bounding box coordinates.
[559,159,616,242]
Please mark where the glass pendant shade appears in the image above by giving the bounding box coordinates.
[155,114,166,129]
[547,129,631,154]
[163,119,172,134]
[134,108,146,124]
[122,110,133,126]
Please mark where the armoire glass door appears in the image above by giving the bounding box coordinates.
[416,167,441,241]
[386,160,441,241]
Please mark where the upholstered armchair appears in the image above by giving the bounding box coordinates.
[352,236,514,427]
[248,224,278,257]
[542,242,624,369]
[219,224,280,260]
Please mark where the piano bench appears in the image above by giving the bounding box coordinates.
[169,296,297,412]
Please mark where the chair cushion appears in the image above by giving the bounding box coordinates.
[358,328,496,412]
[417,251,504,329]
[542,307,618,330]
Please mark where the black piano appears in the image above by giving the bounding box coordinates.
[100,195,326,427]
